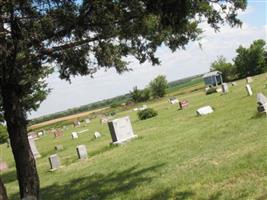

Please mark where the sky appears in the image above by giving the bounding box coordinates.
[29,0,267,119]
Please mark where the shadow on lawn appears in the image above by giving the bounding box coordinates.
[11,163,167,200]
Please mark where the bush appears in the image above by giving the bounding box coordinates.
[130,86,150,102]
[149,75,168,98]
[138,108,158,120]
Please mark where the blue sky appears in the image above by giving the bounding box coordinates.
[30,1,267,118]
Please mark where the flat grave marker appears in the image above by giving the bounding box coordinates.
[196,106,214,116]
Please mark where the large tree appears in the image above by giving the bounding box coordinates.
[0,0,246,199]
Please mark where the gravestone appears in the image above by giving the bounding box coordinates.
[73,120,81,127]
[0,161,8,172]
[71,132,78,139]
[55,144,64,151]
[108,116,137,144]
[100,116,110,124]
[169,97,178,104]
[48,154,61,171]
[256,93,267,114]
[246,77,253,83]
[179,100,189,110]
[196,106,214,116]
[246,84,253,96]
[94,131,101,138]
[85,118,91,124]
[54,129,63,138]
[222,83,229,94]
[28,137,41,159]
[76,145,88,159]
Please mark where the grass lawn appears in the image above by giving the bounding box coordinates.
[1,73,267,200]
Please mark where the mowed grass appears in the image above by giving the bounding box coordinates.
[1,74,267,200]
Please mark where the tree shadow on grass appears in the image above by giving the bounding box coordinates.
[1,170,17,184]
[10,163,166,200]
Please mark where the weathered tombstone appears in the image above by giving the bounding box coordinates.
[94,131,101,138]
[85,118,91,124]
[196,106,214,116]
[256,93,267,114]
[54,144,64,151]
[221,83,229,94]
[108,116,137,144]
[0,161,8,172]
[54,129,63,138]
[179,100,189,110]
[71,132,78,139]
[48,154,61,171]
[28,137,41,159]
[76,145,88,159]
[231,82,237,86]
[169,97,179,104]
[246,84,253,96]
[246,77,253,83]
[73,120,81,127]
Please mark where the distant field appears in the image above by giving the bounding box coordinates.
[2,73,267,200]
[29,107,108,130]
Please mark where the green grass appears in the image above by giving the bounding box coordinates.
[1,74,267,200]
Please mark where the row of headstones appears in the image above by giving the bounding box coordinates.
[49,144,88,170]
[28,116,137,171]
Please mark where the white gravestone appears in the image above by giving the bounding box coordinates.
[28,138,41,159]
[169,98,179,104]
[85,118,91,124]
[196,106,214,116]
[108,116,137,144]
[246,84,253,96]
[49,154,61,170]
[71,132,78,139]
[221,83,229,94]
[256,93,267,114]
[76,145,88,159]
[94,131,101,138]
[246,77,253,83]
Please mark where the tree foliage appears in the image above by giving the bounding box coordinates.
[130,86,150,103]
[210,56,236,82]
[234,39,267,78]
[149,75,168,98]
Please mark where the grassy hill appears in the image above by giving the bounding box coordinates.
[1,73,267,200]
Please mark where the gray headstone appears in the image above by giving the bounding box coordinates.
[246,84,253,96]
[256,93,267,113]
[55,144,64,151]
[49,154,61,170]
[108,116,137,144]
[71,132,78,139]
[28,138,41,159]
[222,83,229,94]
[196,106,214,116]
[76,145,88,159]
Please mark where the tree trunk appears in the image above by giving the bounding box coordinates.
[1,86,40,200]
[0,178,8,200]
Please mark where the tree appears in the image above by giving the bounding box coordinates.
[149,75,168,98]
[234,39,267,78]
[210,56,236,82]
[130,86,150,102]
[0,1,246,199]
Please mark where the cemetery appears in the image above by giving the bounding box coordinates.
[1,73,267,199]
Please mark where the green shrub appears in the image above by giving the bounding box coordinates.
[138,108,158,120]
[0,125,8,144]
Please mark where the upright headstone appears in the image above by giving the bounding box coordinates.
[179,100,189,110]
[71,132,78,139]
[76,145,88,159]
[246,77,253,83]
[73,120,81,127]
[94,131,101,138]
[48,154,61,171]
[55,144,64,151]
[28,137,41,159]
[246,84,253,96]
[196,106,214,116]
[256,93,267,114]
[108,116,137,144]
[222,83,229,94]
[169,97,179,104]
[85,118,91,124]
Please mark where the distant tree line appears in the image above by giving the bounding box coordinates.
[210,39,267,82]
[130,75,168,103]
